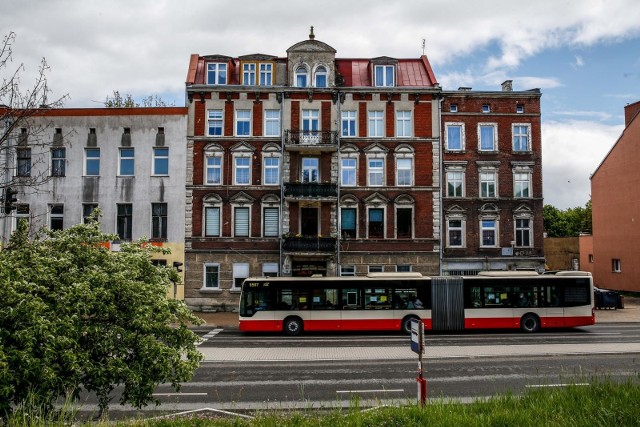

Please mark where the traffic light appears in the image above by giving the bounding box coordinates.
[3,187,18,213]
[172,261,183,273]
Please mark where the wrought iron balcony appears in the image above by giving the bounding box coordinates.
[284,182,337,199]
[284,130,338,147]
[282,236,337,252]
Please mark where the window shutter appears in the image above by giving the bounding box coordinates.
[264,207,279,236]
[235,207,249,236]
[205,207,220,236]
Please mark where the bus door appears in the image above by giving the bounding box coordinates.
[544,285,564,327]
[431,277,464,331]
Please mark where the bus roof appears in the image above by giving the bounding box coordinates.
[476,271,539,277]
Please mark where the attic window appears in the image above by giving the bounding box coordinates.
[450,104,458,113]
[374,65,395,87]
[295,66,308,88]
[315,66,327,88]
[482,104,491,113]
[207,63,227,85]
[516,104,524,113]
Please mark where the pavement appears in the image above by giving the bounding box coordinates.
[193,296,640,329]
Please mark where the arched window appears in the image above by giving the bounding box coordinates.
[295,66,308,87]
[315,66,327,88]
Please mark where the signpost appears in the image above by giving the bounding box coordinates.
[410,318,427,406]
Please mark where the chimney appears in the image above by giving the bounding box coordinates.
[624,101,640,127]
[501,80,513,92]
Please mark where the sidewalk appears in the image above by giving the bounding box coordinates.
[192,296,640,330]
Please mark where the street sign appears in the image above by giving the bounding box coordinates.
[410,318,423,354]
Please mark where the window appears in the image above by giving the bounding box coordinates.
[612,259,621,273]
[233,263,249,290]
[514,172,531,198]
[446,170,464,197]
[234,207,250,237]
[368,158,384,186]
[341,111,356,137]
[315,65,327,87]
[82,203,97,224]
[153,148,169,175]
[480,219,497,247]
[445,124,464,151]
[302,109,319,134]
[368,208,384,238]
[264,109,280,136]
[205,155,222,185]
[447,219,464,247]
[152,203,168,240]
[49,205,64,230]
[295,66,308,87]
[341,158,356,186]
[515,218,531,247]
[396,207,412,238]
[368,111,383,137]
[374,65,394,87]
[234,156,250,185]
[207,63,227,85]
[301,157,319,183]
[263,207,279,237]
[262,263,278,277]
[17,148,31,177]
[263,157,280,185]
[480,171,496,198]
[205,207,220,237]
[450,104,458,113]
[117,204,132,240]
[589,254,594,263]
[368,265,384,273]
[260,63,273,86]
[236,110,251,136]
[482,104,491,113]
[51,148,65,177]
[513,125,530,152]
[15,204,30,229]
[479,124,496,151]
[85,148,100,176]
[119,148,135,176]
[341,265,356,276]
[341,208,356,238]
[396,111,412,137]
[516,104,524,113]
[203,263,220,289]
[242,63,256,85]
[396,158,412,186]
[207,109,223,136]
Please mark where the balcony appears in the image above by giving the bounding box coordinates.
[282,236,337,253]
[284,182,337,200]
[284,130,338,151]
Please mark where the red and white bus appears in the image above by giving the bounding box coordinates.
[238,271,595,335]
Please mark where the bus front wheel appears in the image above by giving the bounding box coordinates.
[283,317,303,336]
[520,314,540,333]
[401,315,419,335]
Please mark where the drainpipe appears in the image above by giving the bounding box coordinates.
[437,94,444,276]
[335,91,342,276]
[279,91,285,276]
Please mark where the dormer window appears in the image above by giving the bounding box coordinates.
[242,63,256,85]
[315,66,327,88]
[207,63,227,85]
[295,66,308,87]
[260,63,273,85]
[374,65,395,87]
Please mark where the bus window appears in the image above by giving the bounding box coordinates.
[465,286,482,308]
[342,289,360,309]
[484,287,511,307]
[312,288,338,309]
[514,286,540,308]
[365,288,391,309]
[544,286,561,307]
[241,287,274,315]
[280,288,310,310]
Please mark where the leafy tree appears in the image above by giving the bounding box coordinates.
[543,200,592,237]
[0,215,202,420]
[105,90,175,107]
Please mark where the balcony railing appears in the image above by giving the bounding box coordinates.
[282,236,337,252]
[284,182,337,198]
[285,130,338,146]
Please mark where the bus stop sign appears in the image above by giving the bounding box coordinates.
[410,319,423,354]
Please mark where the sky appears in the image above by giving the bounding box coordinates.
[2,0,639,209]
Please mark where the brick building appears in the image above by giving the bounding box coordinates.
[183,30,442,311]
[440,83,545,274]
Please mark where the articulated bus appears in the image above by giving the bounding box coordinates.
[238,271,595,335]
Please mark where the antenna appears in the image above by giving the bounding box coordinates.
[421,38,426,55]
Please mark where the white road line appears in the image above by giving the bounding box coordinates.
[148,407,253,420]
[525,383,590,388]
[153,392,209,396]
[196,328,224,346]
[336,389,405,394]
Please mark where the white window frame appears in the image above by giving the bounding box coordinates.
[259,63,273,86]
[84,148,100,176]
[262,262,279,277]
[612,259,621,273]
[264,109,281,137]
[516,104,525,114]
[295,65,308,87]
[15,204,30,231]
[446,169,465,198]
[447,218,465,248]
[445,123,465,151]
[367,157,385,186]
[262,206,280,237]
[233,155,251,185]
[49,204,64,230]
[207,109,223,137]
[232,263,249,290]
[482,104,491,113]
[51,147,66,177]
[396,157,413,186]
[263,156,280,185]
[512,124,531,152]
[204,205,221,237]
[395,205,414,239]
[301,157,320,183]
[118,147,135,176]
[151,202,168,240]
[205,153,223,185]
[341,110,357,137]
[480,218,498,248]
[368,265,384,273]
[450,104,458,113]
[233,205,251,237]
[302,109,319,133]
[367,206,386,239]
[314,65,327,88]
[340,265,356,276]
[242,63,256,85]
[396,110,412,137]
[202,263,221,289]
[515,217,532,248]
[152,147,169,176]
[235,110,251,136]
[340,206,358,239]
[374,65,394,87]
[207,63,227,85]
[341,157,357,186]
[514,171,531,198]
[479,170,497,198]
[478,123,497,152]
[368,111,384,137]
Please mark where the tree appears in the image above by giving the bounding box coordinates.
[105,90,175,108]
[543,200,592,237]
[0,215,203,420]
[1,31,67,191]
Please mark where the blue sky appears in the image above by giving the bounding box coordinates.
[1,0,639,209]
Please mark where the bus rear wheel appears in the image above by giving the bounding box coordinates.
[520,314,540,333]
[401,315,419,335]
[283,316,303,336]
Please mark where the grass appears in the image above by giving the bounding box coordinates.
[6,377,640,427]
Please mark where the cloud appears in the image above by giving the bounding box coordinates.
[574,55,585,68]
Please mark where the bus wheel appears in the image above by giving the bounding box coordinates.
[401,315,419,335]
[283,317,303,336]
[520,314,540,333]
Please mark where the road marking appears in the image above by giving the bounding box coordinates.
[153,392,209,396]
[197,328,224,346]
[525,383,590,388]
[336,389,404,394]
[148,407,253,420]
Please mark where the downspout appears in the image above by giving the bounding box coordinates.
[279,91,285,276]
[437,94,444,276]
[335,91,342,276]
